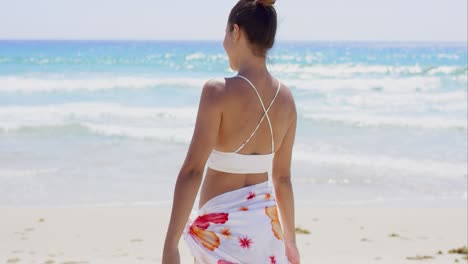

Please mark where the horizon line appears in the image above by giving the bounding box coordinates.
[0,38,467,45]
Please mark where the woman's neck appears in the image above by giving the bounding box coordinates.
[236,55,269,78]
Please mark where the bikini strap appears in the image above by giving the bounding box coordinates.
[234,75,281,153]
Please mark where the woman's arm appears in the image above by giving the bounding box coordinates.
[272,90,299,263]
[272,106,297,243]
[162,79,223,263]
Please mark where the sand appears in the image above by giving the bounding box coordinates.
[0,205,466,264]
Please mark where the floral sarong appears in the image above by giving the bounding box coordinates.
[182,181,290,264]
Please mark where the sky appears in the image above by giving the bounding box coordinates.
[0,0,466,42]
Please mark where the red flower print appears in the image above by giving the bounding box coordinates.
[239,236,253,249]
[246,192,256,200]
[265,205,283,240]
[239,206,249,211]
[265,193,271,200]
[270,255,277,264]
[189,212,229,251]
[192,212,229,230]
[218,260,236,264]
[220,227,231,238]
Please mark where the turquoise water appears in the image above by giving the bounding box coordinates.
[0,40,466,207]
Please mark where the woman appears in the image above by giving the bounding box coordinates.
[162,0,299,263]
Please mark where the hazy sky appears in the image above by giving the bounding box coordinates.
[0,0,466,41]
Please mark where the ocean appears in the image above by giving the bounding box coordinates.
[0,40,466,207]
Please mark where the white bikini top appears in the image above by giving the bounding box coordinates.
[206,74,281,174]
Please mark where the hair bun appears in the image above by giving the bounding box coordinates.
[256,0,275,7]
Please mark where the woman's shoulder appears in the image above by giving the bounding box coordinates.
[201,77,238,98]
[276,80,297,120]
[198,78,227,107]
[276,79,293,99]
[202,77,230,92]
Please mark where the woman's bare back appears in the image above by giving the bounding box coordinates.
[198,75,295,209]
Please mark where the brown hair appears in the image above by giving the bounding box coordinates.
[228,0,277,57]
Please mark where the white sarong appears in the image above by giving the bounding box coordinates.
[183,181,290,264]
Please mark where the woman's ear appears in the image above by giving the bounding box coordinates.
[232,24,240,41]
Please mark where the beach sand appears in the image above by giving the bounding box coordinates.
[0,205,466,264]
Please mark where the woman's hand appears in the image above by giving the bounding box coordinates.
[285,240,300,264]
[162,246,180,264]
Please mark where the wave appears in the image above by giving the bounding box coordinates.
[0,103,197,142]
[328,90,467,110]
[0,76,207,93]
[0,122,195,143]
[0,64,466,93]
[302,112,466,130]
[298,88,467,130]
[269,64,467,78]
[287,76,446,92]
[0,102,196,123]
[3,111,464,140]
[0,75,460,94]
[293,149,467,179]
[0,97,465,142]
